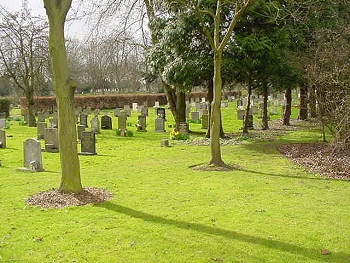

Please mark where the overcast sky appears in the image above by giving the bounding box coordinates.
[0,0,93,39]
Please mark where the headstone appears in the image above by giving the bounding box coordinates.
[136,115,146,131]
[251,105,259,115]
[154,117,165,132]
[156,108,166,120]
[141,107,148,116]
[0,119,6,129]
[221,102,228,108]
[201,114,209,129]
[191,111,200,121]
[0,130,6,148]
[43,128,59,152]
[132,103,138,111]
[101,115,112,130]
[79,131,96,155]
[19,138,44,172]
[77,125,85,141]
[0,112,6,119]
[37,113,46,122]
[114,108,121,117]
[201,97,206,103]
[237,109,245,120]
[118,112,127,131]
[90,117,100,133]
[160,139,169,147]
[124,105,131,117]
[154,101,160,108]
[79,113,88,128]
[237,99,243,108]
[178,122,189,136]
[49,118,58,129]
[37,122,47,140]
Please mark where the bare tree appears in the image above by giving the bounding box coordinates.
[0,2,49,126]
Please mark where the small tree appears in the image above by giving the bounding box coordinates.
[0,2,49,126]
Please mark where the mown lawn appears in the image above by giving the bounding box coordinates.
[0,102,349,263]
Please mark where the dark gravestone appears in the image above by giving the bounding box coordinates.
[79,113,88,128]
[79,131,96,155]
[77,125,85,141]
[101,115,112,130]
[136,115,146,131]
[201,114,209,129]
[0,130,6,148]
[156,108,166,120]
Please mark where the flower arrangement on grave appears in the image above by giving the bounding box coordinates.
[169,129,189,140]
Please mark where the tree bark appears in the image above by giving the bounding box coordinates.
[262,82,269,130]
[206,78,213,138]
[44,0,82,193]
[282,87,292,125]
[298,84,308,120]
[209,51,224,166]
[175,88,186,131]
[243,84,252,134]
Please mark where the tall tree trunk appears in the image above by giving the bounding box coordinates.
[44,0,82,193]
[209,51,224,166]
[243,84,252,134]
[26,90,37,127]
[175,88,186,131]
[298,84,308,120]
[206,78,213,138]
[262,82,269,130]
[309,84,317,118]
[163,81,177,123]
[282,87,292,126]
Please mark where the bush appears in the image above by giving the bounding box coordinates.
[0,98,11,117]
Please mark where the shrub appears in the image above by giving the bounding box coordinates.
[0,98,11,117]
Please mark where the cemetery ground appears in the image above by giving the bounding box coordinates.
[0,103,349,263]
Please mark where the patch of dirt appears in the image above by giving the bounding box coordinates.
[190,163,243,172]
[26,187,114,209]
[278,143,350,180]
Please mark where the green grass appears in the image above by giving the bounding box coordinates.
[0,102,349,263]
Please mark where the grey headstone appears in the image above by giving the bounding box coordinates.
[114,108,121,117]
[77,125,85,140]
[37,122,47,140]
[237,109,245,120]
[191,111,199,121]
[118,113,127,131]
[20,138,44,172]
[37,113,46,122]
[201,114,209,129]
[44,128,59,152]
[136,115,146,131]
[154,117,165,132]
[0,112,6,119]
[178,122,189,136]
[0,119,6,129]
[79,131,96,155]
[243,114,254,129]
[90,117,100,133]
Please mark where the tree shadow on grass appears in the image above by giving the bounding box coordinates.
[96,202,349,262]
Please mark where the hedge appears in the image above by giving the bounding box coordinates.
[19,91,237,114]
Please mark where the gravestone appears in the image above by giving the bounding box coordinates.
[37,122,47,140]
[79,113,88,127]
[79,131,96,155]
[237,109,245,120]
[90,117,100,133]
[221,102,228,108]
[160,139,169,147]
[118,112,127,131]
[154,117,165,132]
[101,115,112,130]
[0,130,6,148]
[141,107,148,116]
[237,99,244,108]
[154,101,160,108]
[114,108,121,117]
[77,125,85,141]
[251,105,259,115]
[43,128,59,152]
[201,114,209,129]
[124,105,131,117]
[156,108,166,120]
[0,119,6,129]
[0,112,6,119]
[191,111,200,121]
[37,113,46,122]
[132,103,138,111]
[49,118,58,128]
[178,122,189,136]
[136,115,146,131]
[18,138,44,172]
